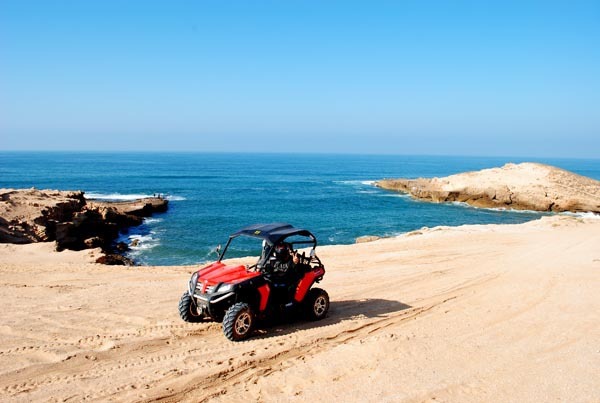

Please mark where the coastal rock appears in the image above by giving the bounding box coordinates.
[116,242,129,252]
[86,198,168,217]
[355,235,381,243]
[95,254,135,266]
[0,189,86,244]
[0,188,168,263]
[84,237,104,248]
[375,163,600,213]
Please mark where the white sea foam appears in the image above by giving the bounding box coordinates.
[84,192,186,201]
[143,217,164,225]
[449,201,546,215]
[377,193,411,199]
[129,234,153,242]
[560,211,600,219]
[125,234,159,250]
[334,180,376,186]
[85,192,154,201]
[333,180,382,197]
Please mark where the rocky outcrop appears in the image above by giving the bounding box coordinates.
[376,163,600,213]
[0,188,168,264]
[87,198,169,216]
[0,189,86,244]
[355,235,381,243]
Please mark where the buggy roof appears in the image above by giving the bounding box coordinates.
[230,223,316,245]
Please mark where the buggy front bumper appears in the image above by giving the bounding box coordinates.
[191,283,236,318]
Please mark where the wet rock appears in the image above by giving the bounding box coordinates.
[84,237,104,248]
[95,254,135,266]
[115,242,129,252]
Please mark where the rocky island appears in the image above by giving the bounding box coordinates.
[0,188,168,264]
[376,162,600,213]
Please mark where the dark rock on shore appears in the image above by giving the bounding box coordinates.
[0,188,168,265]
[95,253,135,266]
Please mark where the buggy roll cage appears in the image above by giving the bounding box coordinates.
[217,223,318,266]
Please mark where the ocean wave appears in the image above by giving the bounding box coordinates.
[129,234,153,243]
[85,192,154,201]
[333,180,382,197]
[333,180,376,186]
[127,234,161,251]
[143,217,164,225]
[560,211,600,219]
[165,195,186,201]
[376,193,411,199]
[448,201,544,214]
[84,192,186,201]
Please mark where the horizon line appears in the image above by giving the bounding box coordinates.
[0,149,599,161]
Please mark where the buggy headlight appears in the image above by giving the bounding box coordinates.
[218,283,234,293]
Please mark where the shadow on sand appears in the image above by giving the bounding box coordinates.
[253,298,412,340]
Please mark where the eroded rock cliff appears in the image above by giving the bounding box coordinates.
[0,188,168,264]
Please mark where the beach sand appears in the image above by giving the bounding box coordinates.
[1,215,599,402]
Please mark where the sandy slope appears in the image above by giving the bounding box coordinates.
[0,216,599,402]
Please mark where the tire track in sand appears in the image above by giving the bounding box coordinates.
[0,323,221,398]
[1,273,497,401]
[150,273,498,403]
[0,322,214,357]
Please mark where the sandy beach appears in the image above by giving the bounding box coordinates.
[4,0,600,400]
[1,215,599,402]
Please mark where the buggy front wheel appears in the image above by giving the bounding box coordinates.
[178,292,203,323]
[223,302,254,341]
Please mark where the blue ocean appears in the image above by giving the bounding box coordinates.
[1,152,599,265]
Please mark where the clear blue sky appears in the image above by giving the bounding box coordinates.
[1,1,599,157]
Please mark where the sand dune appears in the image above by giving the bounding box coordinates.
[0,215,599,402]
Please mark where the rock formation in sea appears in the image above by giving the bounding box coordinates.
[0,188,168,264]
[355,235,381,243]
[376,163,600,213]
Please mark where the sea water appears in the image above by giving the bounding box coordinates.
[1,152,599,265]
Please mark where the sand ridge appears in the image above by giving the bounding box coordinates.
[0,215,599,402]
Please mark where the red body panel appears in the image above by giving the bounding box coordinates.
[196,262,261,287]
[196,262,324,308]
[257,284,270,311]
[294,266,325,302]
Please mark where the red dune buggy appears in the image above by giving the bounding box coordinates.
[178,223,329,341]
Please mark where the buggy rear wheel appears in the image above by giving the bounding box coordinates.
[223,302,254,341]
[304,288,329,321]
[178,292,203,323]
